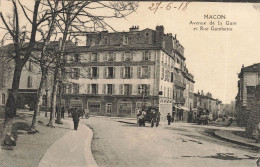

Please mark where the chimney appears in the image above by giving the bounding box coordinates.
[155,25,164,46]
[129,26,139,32]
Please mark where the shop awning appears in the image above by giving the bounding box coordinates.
[180,106,190,111]
[173,105,182,109]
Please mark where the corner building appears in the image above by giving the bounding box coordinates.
[63,26,193,120]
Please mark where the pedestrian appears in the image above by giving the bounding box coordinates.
[167,113,172,125]
[72,108,81,130]
[61,106,65,119]
[136,108,141,125]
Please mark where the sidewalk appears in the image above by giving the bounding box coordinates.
[214,129,260,149]
[38,119,98,167]
[0,110,71,167]
[0,110,98,167]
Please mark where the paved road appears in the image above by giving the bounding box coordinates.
[83,117,259,167]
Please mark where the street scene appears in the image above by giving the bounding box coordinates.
[0,1,260,167]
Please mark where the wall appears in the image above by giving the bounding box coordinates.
[245,86,260,138]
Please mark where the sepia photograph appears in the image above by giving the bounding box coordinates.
[0,1,260,167]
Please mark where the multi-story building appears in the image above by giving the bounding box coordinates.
[193,90,221,120]
[236,63,260,129]
[62,26,194,120]
[0,41,76,111]
[0,26,195,120]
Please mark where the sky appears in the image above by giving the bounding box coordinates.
[103,2,260,104]
[1,1,260,104]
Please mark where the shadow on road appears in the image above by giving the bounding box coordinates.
[182,153,258,161]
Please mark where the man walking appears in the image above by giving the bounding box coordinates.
[72,108,81,130]
[167,113,172,125]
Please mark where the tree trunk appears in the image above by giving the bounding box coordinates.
[29,68,47,133]
[47,67,59,127]
[1,63,22,145]
[56,79,63,124]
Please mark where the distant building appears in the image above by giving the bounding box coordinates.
[193,90,221,119]
[236,63,260,127]
[223,101,235,117]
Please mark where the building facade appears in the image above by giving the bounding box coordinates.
[193,90,221,120]
[236,63,260,129]
[62,26,195,120]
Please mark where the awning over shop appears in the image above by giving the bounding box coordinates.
[173,105,182,109]
[180,106,190,111]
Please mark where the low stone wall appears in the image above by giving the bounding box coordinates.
[246,87,260,139]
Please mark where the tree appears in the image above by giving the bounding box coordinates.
[46,1,139,126]
[28,0,60,132]
[0,0,59,145]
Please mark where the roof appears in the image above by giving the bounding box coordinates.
[242,63,260,73]
[0,41,76,52]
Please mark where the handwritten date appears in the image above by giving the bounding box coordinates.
[148,1,191,14]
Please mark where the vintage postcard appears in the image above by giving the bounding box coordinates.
[0,1,259,167]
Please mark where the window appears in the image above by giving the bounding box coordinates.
[138,84,150,96]
[75,54,80,62]
[123,36,129,45]
[177,58,180,64]
[28,61,33,71]
[107,84,113,95]
[104,52,116,62]
[142,51,151,61]
[124,67,131,78]
[124,84,132,95]
[142,66,149,78]
[161,53,164,64]
[108,52,115,61]
[137,66,151,79]
[121,52,133,62]
[121,67,133,79]
[27,76,32,88]
[2,93,5,104]
[105,67,115,79]
[91,84,98,94]
[73,84,79,94]
[68,84,72,94]
[161,67,164,80]
[92,67,98,78]
[91,53,98,62]
[71,68,80,79]
[108,67,114,78]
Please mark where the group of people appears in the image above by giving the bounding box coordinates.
[136,107,161,127]
[136,108,146,126]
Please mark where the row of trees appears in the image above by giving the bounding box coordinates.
[0,0,138,146]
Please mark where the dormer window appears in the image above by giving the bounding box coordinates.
[123,36,129,45]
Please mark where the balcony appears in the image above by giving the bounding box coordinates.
[174,80,186,89]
